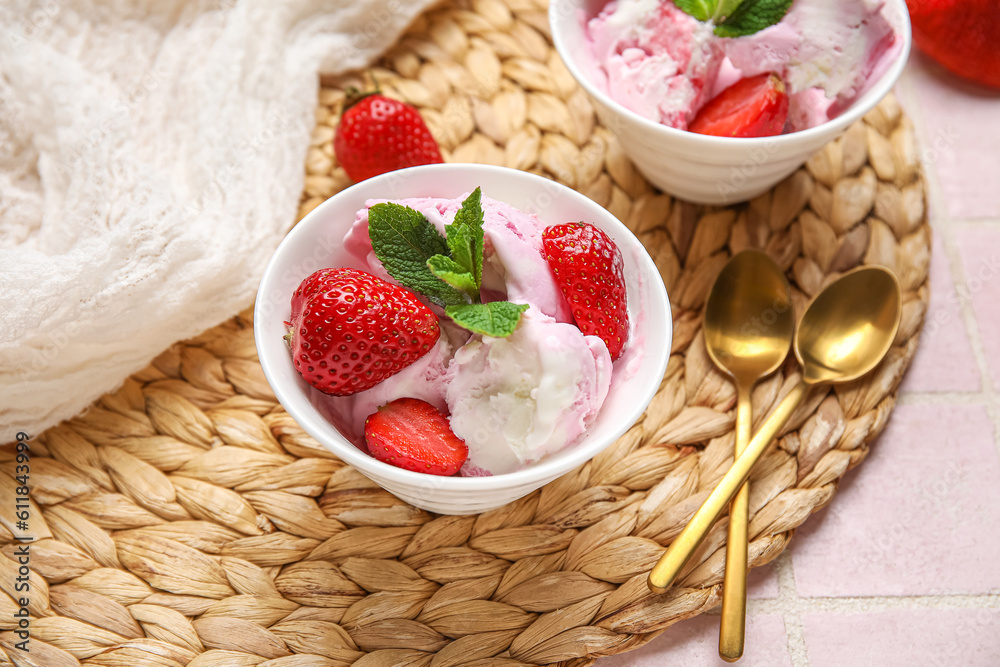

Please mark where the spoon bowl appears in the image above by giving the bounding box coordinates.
[705,250,795,385]
[796,267,902,384]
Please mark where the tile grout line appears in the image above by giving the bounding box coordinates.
[750,592,1000,616]
[773,550,810,667]
[898,391,995,405]
[937,218,1000,462]
[938,218,1000,228]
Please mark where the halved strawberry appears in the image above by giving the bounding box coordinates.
[542,222,629,360]
[689,73,789,138]
[364,398,469,476]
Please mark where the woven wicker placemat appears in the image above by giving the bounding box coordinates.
[0,1,930,665]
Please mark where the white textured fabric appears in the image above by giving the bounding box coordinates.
[0,0,434,441]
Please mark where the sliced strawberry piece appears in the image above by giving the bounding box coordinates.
[288,268,440,396]
[364,398,469,476]
[689,73,790,138]
[542,222,629,361]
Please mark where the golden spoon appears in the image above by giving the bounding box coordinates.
[703,251,794,662]
[649,265,901,596]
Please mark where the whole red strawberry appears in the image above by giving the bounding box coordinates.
[908,0,1000,89]
[689,73,789,138]
[542,222,630,360]
[334,89,443,182]
[290,267,340,323]
[287,268,440,396]
[364,398,469,476]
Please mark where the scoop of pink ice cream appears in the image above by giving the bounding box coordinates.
[445,309,612,475]
[312,336,454,449]
[586,0,723,129]
[723,0,898,128]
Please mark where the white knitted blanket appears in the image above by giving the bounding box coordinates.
[0,0,434,441]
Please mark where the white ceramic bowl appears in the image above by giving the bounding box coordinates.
[254,164,671,515]
[550,0,912,205]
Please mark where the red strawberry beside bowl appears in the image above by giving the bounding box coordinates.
[334,89,443,182]
[907,0,1000,89]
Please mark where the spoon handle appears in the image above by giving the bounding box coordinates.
[648,380,808,594]
[719,385,753,662]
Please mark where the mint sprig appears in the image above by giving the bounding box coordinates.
[711,0,745,22]
[446,302,530,337]
[367,202,468,307]
[426,255,478,300]
[672,0,713,21]
[672,0,793,37]
[713,0,794,37]
[367,188,527,338]
[445,186,484,286]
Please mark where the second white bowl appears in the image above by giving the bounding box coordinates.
[550,0,912,205]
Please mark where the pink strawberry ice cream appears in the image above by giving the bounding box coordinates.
[313,195,617,476]
[585,0,900,132]
[586,0,722,129]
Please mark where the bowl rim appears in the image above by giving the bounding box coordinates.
[549,0,913,148]
[254,163,672,492]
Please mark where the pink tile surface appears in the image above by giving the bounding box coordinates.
[597,613,792,667]
[747,562,779,600]
[899,234,982,392]
[791,404,1000,597]
[953,227,1000,388]
[804,608,1000,667]
[907,54,1000,220]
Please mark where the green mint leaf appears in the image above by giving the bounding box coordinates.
[427,255,478,300]
[714,0,793,37]
[672,0,717,22]
[447,187,484,287]
[368,202,467,307]
[711,0,745,22]
[446,224,478,287]
[445,302,529,338]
